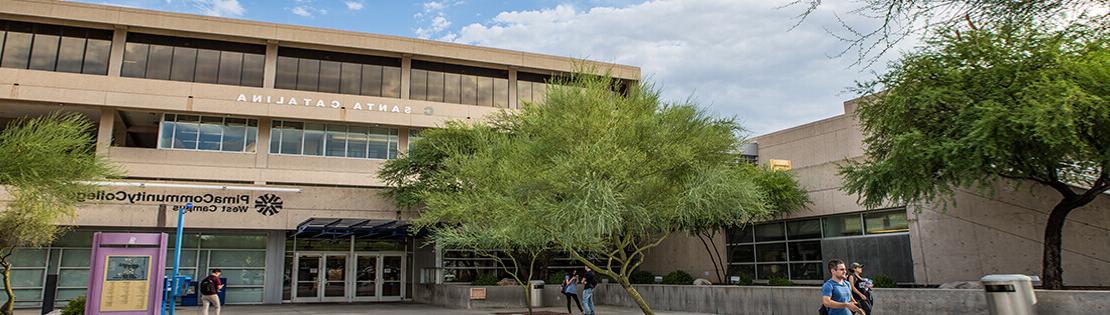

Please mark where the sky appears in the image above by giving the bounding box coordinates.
[76,0,918,135]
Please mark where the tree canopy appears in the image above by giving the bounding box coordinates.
[842,23,1109,289]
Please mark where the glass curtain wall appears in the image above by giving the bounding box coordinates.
[158,114,258,152]
[0,20,112,75]
[269,120,399,160]
[274,47,401,98]
[516,72,553,105]
[121,33,265,87]
[409,60,509,108]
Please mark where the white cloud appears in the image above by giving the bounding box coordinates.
[289,5,327,18]
[344,1,364,11]
[416,13,452,39]
[423,1,447,11]
[448,0,916,135]
[190,0,245,17]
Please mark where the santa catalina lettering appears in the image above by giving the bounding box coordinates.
[236,94,413,114]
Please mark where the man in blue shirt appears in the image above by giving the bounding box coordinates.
[823,259,864,315]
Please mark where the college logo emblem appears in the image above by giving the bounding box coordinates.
[254,194,283,216]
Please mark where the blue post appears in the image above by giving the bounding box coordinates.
[163,203,189,315]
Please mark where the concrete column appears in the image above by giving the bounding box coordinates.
[508,68,518,109]
[96,108,116,155]
[107,27,127,77]
[263,230,286,304]
[400,54,412,100]
[263,40,278,89]
[254,117,271,177]
[397,127,409,156]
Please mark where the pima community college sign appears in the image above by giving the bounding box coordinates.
[236,94,435,116]
[82,190,283,217]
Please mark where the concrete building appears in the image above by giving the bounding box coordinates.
[0,0,638,308]
[640,99,1110,288]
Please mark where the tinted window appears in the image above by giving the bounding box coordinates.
[82,38,110,75]
[460,75,477,105]
[121,42,149,77]
[493,78,508,108]
[787,219,822,240]
[754,223,786,242]
[1,31,32,69]
[444,73,461,104]
[339,62,361,95]
[145,44,173,80]
[241,53,264,87]
[296,59,319,91]
[426,71,444,102]
[823,214,863,237]
[170,47,197,82]
[864,209,909,234]
[217,51,243,85]
[318,60,341,93]
[382,67,401,98]
[476,76,493,106]
[360,65,382,96]
[28,33,59,71]
[275,56,298,90]
[193,49,219,84]
[55,37,85,73]
[410,69,427,100]
[517,81,532,104]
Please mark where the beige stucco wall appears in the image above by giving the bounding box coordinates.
[643,100,1110,286]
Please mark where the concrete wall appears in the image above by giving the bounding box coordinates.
[412,283,565,309]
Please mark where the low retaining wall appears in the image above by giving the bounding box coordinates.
[413,283,565,309]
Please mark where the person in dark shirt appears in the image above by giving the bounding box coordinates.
[200,269,224,315]
[582,266,599,315]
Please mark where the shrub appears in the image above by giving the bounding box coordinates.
[631,270,656,284]
[472,273,500,286]
[735,273,754,286]
[661,270,695,285]
[767,276,794,286]
[546,271,568,285]
[873,275,897,288]
[61,296,85,315]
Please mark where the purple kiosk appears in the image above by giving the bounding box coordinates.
[85,232,168,315]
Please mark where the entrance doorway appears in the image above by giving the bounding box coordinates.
[292,252,405,302]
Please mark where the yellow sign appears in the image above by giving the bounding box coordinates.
[769,159,792,171]
[100,255,152,312]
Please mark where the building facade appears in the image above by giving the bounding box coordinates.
[640,100,1110,288]
[0,0,639,308]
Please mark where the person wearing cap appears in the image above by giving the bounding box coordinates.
[848,262,874,314]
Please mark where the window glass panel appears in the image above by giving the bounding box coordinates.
[302,123,325,156]
[787,219,822,240]
[60,249,91,267]
[790,263,823,280]
[220,269,265,286]
[728,245,755,263]
[159,114,175,149]
[517,80,532,104]
[382,66,401,98]
[279,121,303,155]
[460,75,477,105]
[410,69,427,101]
[339,62,361,95]
[201,234,266,249]
[824,214,864,237]
[194,49,220,84]
[218,51,243,86]
[241,53,264,87]
[10,249,47,267]
[172,115,200,149]
[225,287,263,303]
[493,78,508,108]
[164,250,198,267]
[245,121,258,152]
[368,127,391,159]
[56,288,87,302]
[274,56,298,90]
[388,129,398,159]
[170,47,197,82]
[758,263,788,280]
[318,60,341,93]
[728,225,754,244]
[197,116,223,151]
[269,121,282,154]
[296,59,320,91]
[145,44,173,80]
[346,126,368,158]
[209,251,266,267]
[9,269,44,287]
[360,65,382,96]
[0,31,4,61]
[755,222,786,242]
[476,76,494,106]
[1,31,32,69]
[28,34,59,71]
[407,128,422,152]
[58,269,89,287]
[325,124,347,157]
[222,118,247,152]
[81,38,110,75]
[533,83,547,103]
[121,42,149,78]
[727,264,755,279]
[756,243,787,262]
[444,73,461,104]
[426,71,444,102]
[865,209,909,234]
[55,36,85,73]
[52,231,94,247]
[787,241,822,261]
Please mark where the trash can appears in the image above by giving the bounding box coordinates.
[529,280,545,308]
[981,274,1037,315]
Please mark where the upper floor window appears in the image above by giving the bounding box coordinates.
[517,72,554,105]
[158,114,258,152]
[269,120,398,160]
[121,33,265,87]
[274,47,401,98]
[410,60,508,107]
[0,20,112,75]
[407,128,423,152]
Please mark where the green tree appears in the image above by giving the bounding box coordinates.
[389,72,790,314]
[0,113,117,314]
[842,24,1109,289]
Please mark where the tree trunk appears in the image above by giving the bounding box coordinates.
[1041,199,1078,290]
[522,284,533,315]
[1,259,14,315]
[617,277,654,315]
[696,232,724,283]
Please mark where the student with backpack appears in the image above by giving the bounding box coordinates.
[199,269,224,315]
[562,271,584,314]
[848,263,874,315]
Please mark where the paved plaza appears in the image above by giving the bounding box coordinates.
[24,303,713,315]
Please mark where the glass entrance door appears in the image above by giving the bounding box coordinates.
[322,254,347,301]
[352,255,377,301]
[381,255,403,301]
[293,254,321,302]
[291,251,404,302]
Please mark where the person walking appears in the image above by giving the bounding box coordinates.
[822,259,864,315]
[562,270,584,314]
[848,263,874,315]
[199,269,224,315]
[582,266,598,315]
